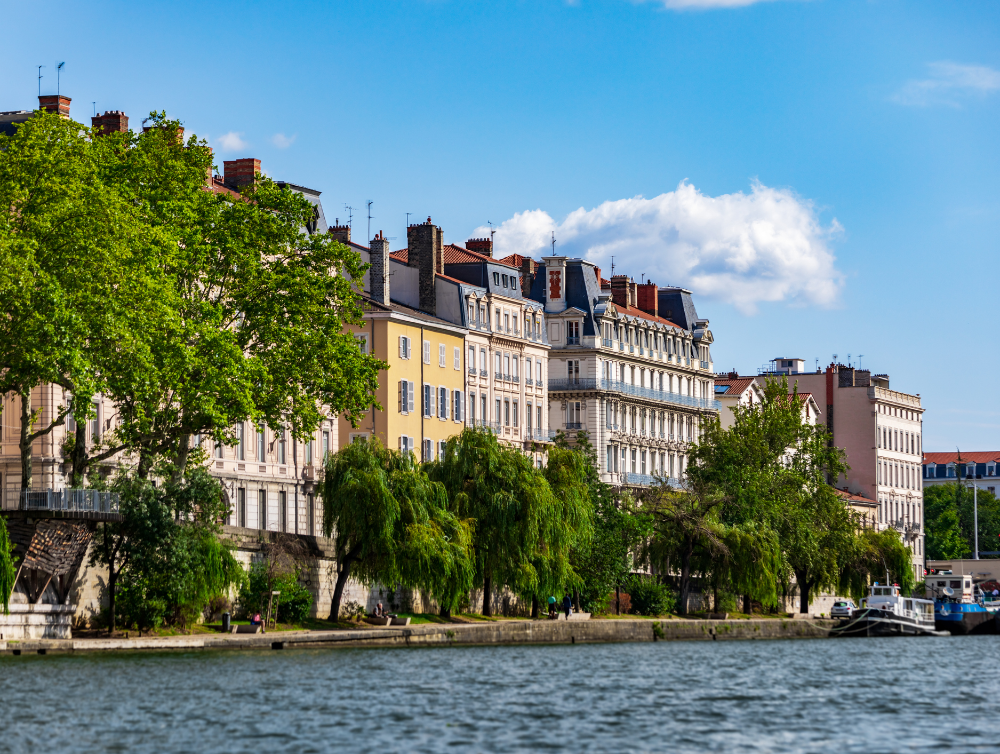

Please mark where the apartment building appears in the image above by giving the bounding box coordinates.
[506,255,719,487]
[343,220,553,466]
[923,452,1000,496]
[756,358,926,579]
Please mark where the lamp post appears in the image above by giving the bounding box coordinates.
[972,480,979,561]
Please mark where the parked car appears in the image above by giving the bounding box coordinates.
[830,600,857,619]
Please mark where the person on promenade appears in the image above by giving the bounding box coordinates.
[250,612,261,626]
[548,595,557,618]
[562,593,572,619]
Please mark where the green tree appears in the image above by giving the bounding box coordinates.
[81,115,384,481]
[839,528,915,599]
[0,109,148,489]
[431,428,566,616]
[321,438,474,620]
[0,517,16,613]
[925,483,1000,560]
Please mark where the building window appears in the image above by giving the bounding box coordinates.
[536,360,542,383]
[423,383,434,418]
[631,449,637,473]
[399,335,411,359]
[454,346,461,370]
[480,347,487,372]
[470,391,477,422]
[512,356,519,381]
[567,359,580,384]
[439,387,448,419]
[279,491,287,533]
[258,489,267,530]
[567,401,581,427]
[495,398,502,421]
[641,450,647,475]
[527,402,533,430]
[502,274,509,288]
[513,400,518,427]
[216,439,224,459]
[279,433,286,465]
[423,438,433,462]
[504,313,510,332]
[439,440,447,459]
[495,308,501,330]
[453,390,463,421]
[305,439,313,465]
[356,334,369,354]
[607,445,614,472]
[258,427,266,461]
[504,399,511,426]
[237,488,246,528]
[469,345,476,370]
[537,405,542,431]
[504,354,510,378]
[495,352,502,378]
[439,343,446,367]
[484,395,489,423]
[493,272,500,285]
[237,423,245,461]
[322,431,330,460]
[567,321,580,344]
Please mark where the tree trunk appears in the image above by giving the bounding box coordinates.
[440,605,451,619]
[531,595,539,619]
[19,391,32,490]
[615,584,621,615]
[677,542,693,616]
[171,434,191,485]
[328,546,360,621]
[107,564,117,636]
[482,574,492,616]
[797,571,811,614]
[743,594,752,616]
[137,450,153,481]
[573,588,580,613]
[71,416,88,487]
[713,585,720,613]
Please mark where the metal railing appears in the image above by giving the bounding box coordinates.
[624,473,681,488]
[700,360,710,370]
[547,377,721,410]
[468,366,478,375]
[565,422,583,430]
[495,371,503,380]
[602,338,613,347]
[1,488,120,514]
[480,369,488,377]
[567,336,580,345]
[529,428,559,441]
[525,377,534,386]
[468,419,502,435]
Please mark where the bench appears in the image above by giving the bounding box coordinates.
[550,612,591,621]
[362,616,392,627]
[231,624,262,634]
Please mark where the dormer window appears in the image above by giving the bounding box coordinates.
[947,464,955,478]
[502,274,509,288]
[493,272,500,285]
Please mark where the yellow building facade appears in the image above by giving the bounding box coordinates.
[339,298,469,460]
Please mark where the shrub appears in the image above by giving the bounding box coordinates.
[626,576,675,616]
[604,591,631,614]
[238,561,314,624]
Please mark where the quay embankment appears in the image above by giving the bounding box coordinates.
[0,617,835,656]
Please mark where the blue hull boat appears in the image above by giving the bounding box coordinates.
[934,601,999,635]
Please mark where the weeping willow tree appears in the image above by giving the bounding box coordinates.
[321,437,474,620]
[1,517,16,614]
[430,428,570,617]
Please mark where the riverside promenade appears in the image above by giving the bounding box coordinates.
[0,617,835,655]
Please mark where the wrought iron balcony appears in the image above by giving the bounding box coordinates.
[546,377,721,411]
[565,422,583,430]
[480,369,488,377]
[525,377,534,386]
[468,366,478,375]
[468,419,502,435]
[495,371,503,380]
[625,472,681,488]
[567,336,580,345]
[603,338,613,347]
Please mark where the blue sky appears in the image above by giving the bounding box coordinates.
[3,0,998,450]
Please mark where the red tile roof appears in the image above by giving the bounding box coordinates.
[923,452,1000,465]
[833,488,877,506]
[390,245,518,269]
[613,303,684,330]
[498,253,533,268]
[714,378,757,396]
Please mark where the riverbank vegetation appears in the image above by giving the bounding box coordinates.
[924,483,1000,560]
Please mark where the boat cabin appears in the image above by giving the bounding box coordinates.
[925,572,974,602]
[860,583,935,625]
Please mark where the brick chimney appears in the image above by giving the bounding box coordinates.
[91,110,128,136]
[407,217,443,315]
[222,158,260,191]
[369,231,390,305]
[38,95,71,118]
[636,281,658,318]
[521,257,536,297]
[328,221,351,245]
[610,275,631,309]
[466,237,493,258]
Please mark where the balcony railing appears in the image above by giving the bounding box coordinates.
[547,377,721,411]
[511,375,520,384]
[603,338,613,348]
[468,366,478,375]
[468,419,502,435]
[495,371,503,380]
[529,428,559,441]
[480,369,488,377]
[625,473,681,488]
[700,360,710,370]
[565,422,583,430]
[525,377,534,386]
[1,488,120,514]
[567,336,580,345]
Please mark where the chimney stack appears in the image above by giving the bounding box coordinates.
[369,231,390,305]
[466,237,493,258]
[38,94,71,118]
[521,257,537,297]
[328,222,351,245]
[222,158,261,191]
[610,275,631,309]
[91,110,128,136]
[636,281,658,318]
[407,217,443,315]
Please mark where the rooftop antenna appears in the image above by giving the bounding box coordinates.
[366,200,373,243]
[551,231,556,254]
[832,353,838,364]
[406,212,412,228]
[56,62,65,96]
[815,357,819,372]
[488,220,495,246]
[344,204,354,230]
[37,65,44,97]
[641,273,646,285]
[92,101,96,117]
[847,353,852,367]
[859,354,864,369]
[610,255,615,276]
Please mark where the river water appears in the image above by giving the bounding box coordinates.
[2,635,997,753]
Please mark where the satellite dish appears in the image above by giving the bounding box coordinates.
[942,586,954,597]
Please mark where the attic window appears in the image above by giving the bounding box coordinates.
[493,272,500,285]
[714,385,729,394]
[502,274,509,288]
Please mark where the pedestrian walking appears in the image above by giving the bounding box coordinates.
[562,592,572,619]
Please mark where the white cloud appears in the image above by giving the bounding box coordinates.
[215,131,249,152]
[474,181,844,315]
[271,133,297,149]
[641,0,792,9]
[892,61,1000,107]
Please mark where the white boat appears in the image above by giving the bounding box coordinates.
[830,583,946,637]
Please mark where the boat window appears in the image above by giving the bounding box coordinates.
[950,581,961,588]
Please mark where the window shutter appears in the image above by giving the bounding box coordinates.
[399,336,404,359]
[398,380,403,412]
[423,340,430,364]
[454,346,460,370]
[408,381,415,413]
[439,344,446,367]
[423,384,431,417]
